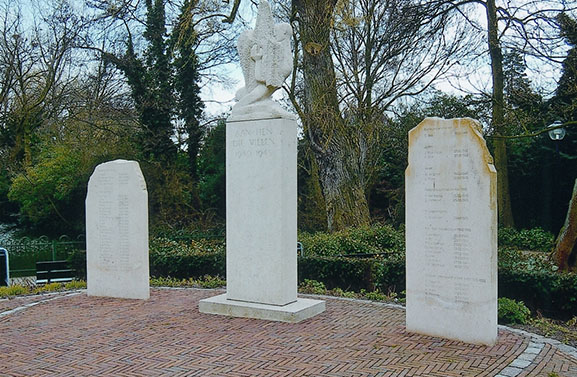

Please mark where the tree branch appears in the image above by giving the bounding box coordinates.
[488,121,577,139]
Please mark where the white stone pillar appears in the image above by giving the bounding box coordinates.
[199,117,325,322]
[225,118,297,305]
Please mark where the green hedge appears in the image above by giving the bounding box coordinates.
[499,268,577,320]
[298,256,379,291]
[299,224,405,257]
[148,238,226,278]
[297,255,405,292]
[498,227,555,252]
[69,238,227,280]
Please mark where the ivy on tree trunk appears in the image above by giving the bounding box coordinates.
[293,0,370,232]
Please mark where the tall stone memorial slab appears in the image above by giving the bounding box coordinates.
[405,118,497,345]
[199,1,325,322]
[86,160,150,300]
[225,117,297,305]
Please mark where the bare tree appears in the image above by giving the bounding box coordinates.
[429,0,577,227]
[84,0,241,80]
[290,0,472,231]
[0,1,87,166]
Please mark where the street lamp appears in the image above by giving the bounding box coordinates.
[548,121,566,153]
[548,120,566,141]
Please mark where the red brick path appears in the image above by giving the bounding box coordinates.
[0,289,575,376]
[0,291,72,315]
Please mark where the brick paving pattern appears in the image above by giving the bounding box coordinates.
[0,288,576,377]
[0,291,71,314]
[519,346,577,377]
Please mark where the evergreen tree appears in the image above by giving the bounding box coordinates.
[503,50,542,114]
[197,120,225,218]
[553,13,577,121]
[104,0,176,162]
[172,0,205,180]
[141,0,175,161]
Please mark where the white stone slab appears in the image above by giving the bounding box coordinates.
[224,117,298,306]
[199,294,326,323]
[405,117,497,345]
[86,160,150,300]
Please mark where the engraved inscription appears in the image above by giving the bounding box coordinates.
[117,193,130,269]
[412,120,490,308]
[230,126,277,159]
[407,118,497,343]
[94,171,132,271]
[96,172,115,269]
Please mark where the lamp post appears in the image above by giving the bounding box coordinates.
[548,121,566,153]
[545,121,566,232]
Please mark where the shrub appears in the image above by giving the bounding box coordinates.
[149,237,226,278]
[498,297,531,324]
[35,282,64,293]
[499,268,577,320]
[298,232,343,257]
[498,247,556,272]
[362,289,389,302]
[298,256,381,291]
[299,279,327,294]
[0,285,28,298]
[7,146,86,232]
[196,275,226,288]
[150,275,225,288]
[68,249,87,280]
[299,224,404,257]
[0,281,86,298]
[62,227,574,321]
[298,254,405,293]
[518,228,555,252]
[498,227,555,252]
[376,255,406,293]
[329,287,357,298]
[64,280,87,290]
[150,276,190,287]
[348,224,405,253]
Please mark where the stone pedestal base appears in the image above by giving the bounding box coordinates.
[199,294,325,323]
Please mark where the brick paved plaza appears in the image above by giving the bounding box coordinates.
[1,288,576,376]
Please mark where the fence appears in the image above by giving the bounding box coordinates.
[0,235,85,278]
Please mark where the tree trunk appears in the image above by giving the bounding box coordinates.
[315,142,371,231]
[293,0,370,231]
[486,0,515,227]
[553,179,577,271]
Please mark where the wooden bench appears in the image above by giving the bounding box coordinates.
[36,260,75,285]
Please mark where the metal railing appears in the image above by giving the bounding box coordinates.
[0,235,85,278]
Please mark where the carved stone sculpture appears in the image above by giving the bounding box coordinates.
[229,1,294,121]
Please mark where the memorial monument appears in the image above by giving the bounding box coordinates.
[405,117,497,345]
[86,159,150,300]
[199,1,325,322]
